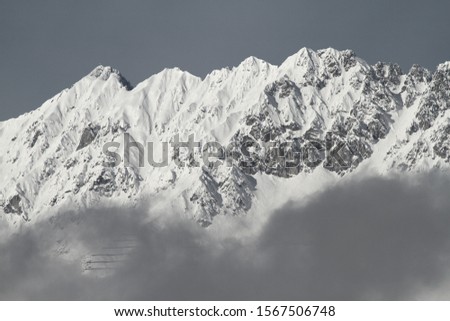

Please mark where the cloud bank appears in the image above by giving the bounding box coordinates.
[1,173,450,300]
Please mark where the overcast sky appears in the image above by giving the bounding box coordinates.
[1,0,449,121]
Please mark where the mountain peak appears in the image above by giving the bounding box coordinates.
[159,67,194,76]
[240,56,269,66]
[317,47,341,57]
[296,47,315,56]
[407,64,431,82]
[236,56,274,73]
[437,61,450,72]
[150,67,201,81]
[89,65,120,79]
[280,47,317,70]
[88,65,133,90]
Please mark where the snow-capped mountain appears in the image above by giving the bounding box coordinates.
[1,47,449,227]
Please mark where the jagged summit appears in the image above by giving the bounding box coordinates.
[437,61,450,71]
[89,65,119,79]
[88,65,133,90]
[408,64,430,78]
[1,47,450,228]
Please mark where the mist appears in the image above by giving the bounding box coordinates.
[1,173,450,300]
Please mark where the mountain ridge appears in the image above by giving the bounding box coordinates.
[1,47,449,228]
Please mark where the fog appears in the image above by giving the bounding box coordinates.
[1,173,450,300]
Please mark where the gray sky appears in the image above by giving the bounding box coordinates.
[1,0,449,121]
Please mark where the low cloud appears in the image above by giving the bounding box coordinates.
[1,173,450,300]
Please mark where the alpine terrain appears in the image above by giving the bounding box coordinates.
[1,47,449,233]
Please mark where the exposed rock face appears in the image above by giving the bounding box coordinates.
[77,125,100,151]
[3,195,23,215]
[1,49,450,226]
